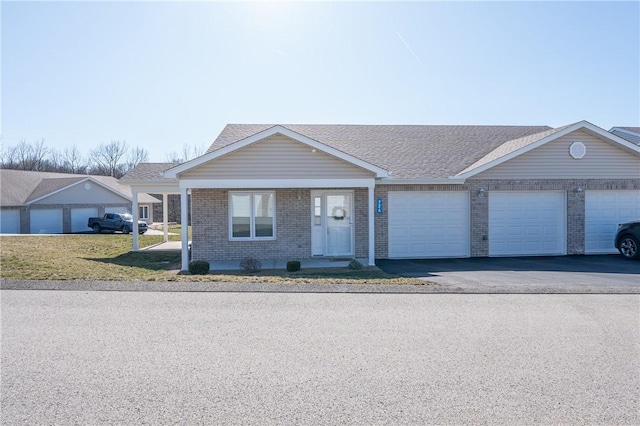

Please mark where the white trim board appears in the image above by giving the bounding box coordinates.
[179,178,376,189]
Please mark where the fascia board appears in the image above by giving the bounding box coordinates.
[455,121,640,180]
[178,178,376,189]
[377,178,466,185]
[164,125,389,178]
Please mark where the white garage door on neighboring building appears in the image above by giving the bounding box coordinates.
[30,209,63,234]
[388,192,469,258]
[585,190,640,254]
[1,209,21,234]
[489,192,566,256]
[71,207,99,233]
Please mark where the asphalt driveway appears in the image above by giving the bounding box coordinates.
[377,255,639,292]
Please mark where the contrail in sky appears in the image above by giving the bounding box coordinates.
[397,32,421,64]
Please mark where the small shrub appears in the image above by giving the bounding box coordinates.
[188,260,210,275]
[348,259,363,270]
[240,257,261,272]
[286,260,301,272]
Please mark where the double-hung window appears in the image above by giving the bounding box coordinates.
[229,192,275,240]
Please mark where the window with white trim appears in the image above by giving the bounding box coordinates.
[229,192,275,240]
[139,205,149,220]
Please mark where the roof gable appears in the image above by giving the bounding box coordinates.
[165,125,389,178]
[0,169,159,206]
[455,121,640,179]
[179,133,376,180]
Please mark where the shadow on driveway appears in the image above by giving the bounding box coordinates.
[377,255,638,277]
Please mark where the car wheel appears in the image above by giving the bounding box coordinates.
[122,225,130,234]
[618,235,640,259]
[139,231,145,235]
[92,224,101,234]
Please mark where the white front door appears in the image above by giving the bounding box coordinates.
[311,191,354,257]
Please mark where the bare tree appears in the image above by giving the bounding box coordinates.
[5,139,50,171]
[164,143,206,163]
[125,146,149,172]
[90,140,128,177]
[61,145,88,174]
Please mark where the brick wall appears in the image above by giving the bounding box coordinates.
[150,194,190,224]
[191,188,312,263]
[191,188,371,263]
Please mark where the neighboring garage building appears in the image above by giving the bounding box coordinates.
[0,169,160,234]
[123,121,640,271]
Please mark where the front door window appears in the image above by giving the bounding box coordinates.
[311,192,354,257]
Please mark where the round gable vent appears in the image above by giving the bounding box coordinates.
[84,183,92,190]
[569,142,586,159]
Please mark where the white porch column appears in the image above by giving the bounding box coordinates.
[180,187,189,271]
[162,193,169,243]
[368,184,375,266]
[132,189,139,251]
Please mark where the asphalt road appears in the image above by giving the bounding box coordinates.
[2,290,638,425]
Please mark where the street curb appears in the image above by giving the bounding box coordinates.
[1,279,639,294]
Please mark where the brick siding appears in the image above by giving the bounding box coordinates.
[189,179,638,262]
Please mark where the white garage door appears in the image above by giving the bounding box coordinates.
[389,192,469,258]
[1,209,21,233]
[71,207,99,233]
[30,209,63,234]
[489,192,566,256]
[585,190,640,254]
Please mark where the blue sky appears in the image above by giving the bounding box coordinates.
[2,1,639,162]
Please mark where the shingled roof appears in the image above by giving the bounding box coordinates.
[0,169,160,206]
[207,124,553,179]
[610,127,640,145]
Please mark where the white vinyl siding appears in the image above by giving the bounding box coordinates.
[71,207,99,233]
[182,135,374,180]
[474,130,640,180]
[388,192,470,258]
[106,206,128,214]
[1,209,21,233]
[33,181,130,205]
[585,191,640,254]
[30,209,63,234]
[229,192,275,240]
[489,192,566,256]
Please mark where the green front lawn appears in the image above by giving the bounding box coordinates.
[0,235,429,285]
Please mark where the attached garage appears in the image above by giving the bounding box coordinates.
[1,209,21,233]
[585,190,640,254]
[388,192,469,258]
[71,207,99,233]
[489,192,566,256]
[30,209,63,234]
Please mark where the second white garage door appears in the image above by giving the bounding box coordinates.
[489,192,566,256]
[388,192,469,258]
[71,207,99,233]
[585,190,640,254]
[30,209,63,234]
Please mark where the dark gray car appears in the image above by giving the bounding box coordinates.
[615,221,640,259]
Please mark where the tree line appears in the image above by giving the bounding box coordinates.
[0,139,205,178]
